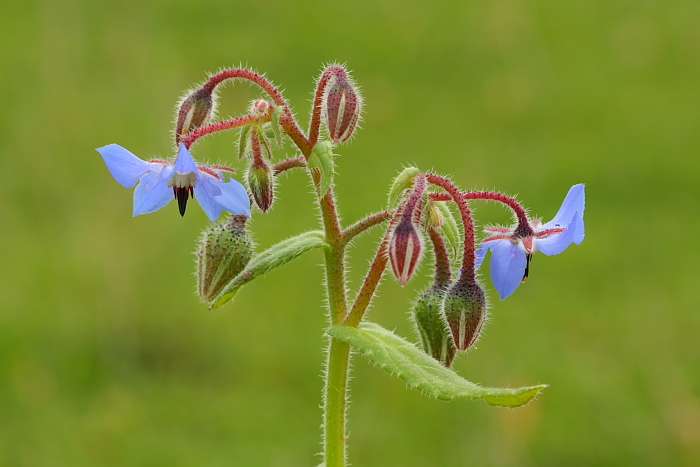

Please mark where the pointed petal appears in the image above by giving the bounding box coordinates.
[172,143,198,174]
[489,240,527,300]
[536,212,581,255]
[193,175,223,222]
[133,172,172,216]
[213,177,252,217]
[542,184,585,230]
[572,210,585,245]
[97,144,154,188]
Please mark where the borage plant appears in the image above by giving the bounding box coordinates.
[97,64,585,466]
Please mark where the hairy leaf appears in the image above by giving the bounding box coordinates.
[308,141,335,198]
[210,230,327,309]
[329,322,546,407]
[387,166,420,209]
[433,200,461,263]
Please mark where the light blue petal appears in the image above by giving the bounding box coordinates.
[490,240,527,300]
[193,175,223,222]
[172,143,198,174]
[542,184,585,230]
[97,144,154,188]
[213,177,251,217]
[536,211,583,255]
[474,240,498,270]
[572,210,585,245]
[133,172,172,216]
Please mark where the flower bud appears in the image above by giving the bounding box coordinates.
[246,158,274,212]
[412,287,457,367]
[441,280,488,350]
[196,215,253,302]
[250,98,272,116]
[388,217,423,286]
[323,69,362,143]
[175,87,215,143]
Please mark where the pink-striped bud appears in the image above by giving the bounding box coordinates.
[322,69,362,143]
[388,217,424,286]
[175,87,214,143]
[246,158,274,212]
[441,280,487,351]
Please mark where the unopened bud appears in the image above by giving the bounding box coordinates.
[175,87,214,143]
[441,280,487,350]
[196,215,253,302]
[412,287,457,367]
[322,69,362,143]
[388,217,423,286]
[246,158,274,212]
[250,99,271,116]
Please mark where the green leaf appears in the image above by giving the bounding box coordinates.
[209,230,327,309]
[433,200,461,263]
[328,322,546,407]
[271,105,284,147]
[387,166,420,209]
[308,141,335,197]
[237,125,250,160]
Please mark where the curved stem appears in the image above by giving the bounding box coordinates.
[426,174,476,285]
[181,114,264,149]
[429,190,529,226]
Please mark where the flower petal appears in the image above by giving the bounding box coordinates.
[133,171,172,216]
[171,143,199,175]
[97,144,154,188]
[489,240,527,300]
[474,240,498,270]
[213,177,251,217]
[193,175,224,222]
[536,211,581,256]
[542,184,585,230]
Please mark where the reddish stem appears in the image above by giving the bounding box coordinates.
[429,190,529,226]
[426,174,476,285]
[273,156,306,175]
[341,210,391,246]
[181,114,263,149]
[198,68,311,155]
[427,227,451,289]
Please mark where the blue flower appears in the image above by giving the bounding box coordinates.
[97,143,250,221]
[475,184,585,300]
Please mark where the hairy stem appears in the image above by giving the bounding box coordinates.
[340,210,391,246]
[323,337,351,467]
[273,156,306,175]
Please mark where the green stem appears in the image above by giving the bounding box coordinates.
[323,337,351,467]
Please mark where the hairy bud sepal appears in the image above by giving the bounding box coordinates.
[196,215,253,302]
[247,158,275,212]
[322,68,362,143]
[388,217,424,286]
[442,281,488,351]
[175,87,215,143]
[412,288,457,367]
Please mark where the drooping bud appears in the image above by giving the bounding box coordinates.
[388,217,424,286]
[322,68,362,143]
[196,215,253,302]
[175,87,215,143]
[412,287,457,367]
[441,280,488,351]
[246,158,274,212]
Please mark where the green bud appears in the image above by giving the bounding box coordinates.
[442,280,487,351]
[412,287,456,367]
[196,215,253,302]
[246,159,275,212]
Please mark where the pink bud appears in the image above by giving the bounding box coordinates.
[250,99,271,116]
[175,87,214,143]
[323,70,362,143]
[388,218,423,286]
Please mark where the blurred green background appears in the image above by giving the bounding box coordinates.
[2,0,699,465]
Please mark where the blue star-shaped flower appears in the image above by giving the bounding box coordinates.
[475,184,585,300]
[97,143,250,221]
